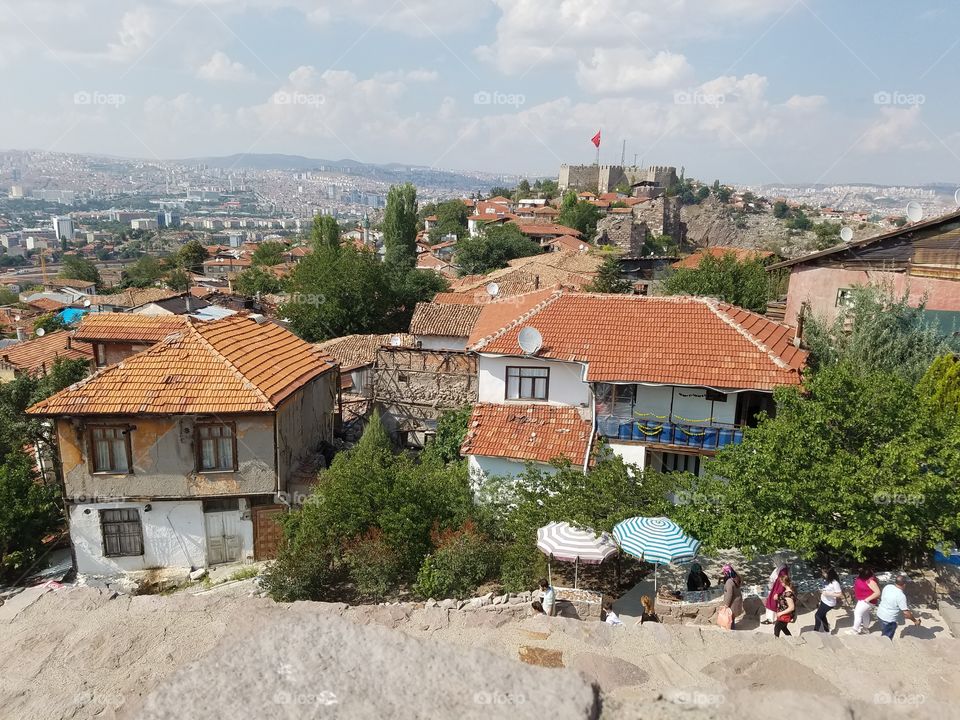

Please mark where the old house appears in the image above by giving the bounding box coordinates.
[73,313,190,368]
[27,315,338,575]
[0,330,93,381]
[462,291,806,479]
[771,208,960,329]
[408,301,484,351]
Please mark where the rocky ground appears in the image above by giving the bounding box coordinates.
[1,575,957,720]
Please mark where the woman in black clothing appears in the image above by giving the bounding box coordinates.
[686,563,711,592]
[774,576,797,638]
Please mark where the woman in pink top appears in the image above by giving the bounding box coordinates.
[851,567,881,634]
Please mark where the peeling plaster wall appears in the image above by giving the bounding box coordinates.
[275,372,337,490]
[57,415,278,500]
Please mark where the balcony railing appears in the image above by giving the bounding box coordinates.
[597,415,744,451]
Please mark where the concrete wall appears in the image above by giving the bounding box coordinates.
[467,454,553,482]
[275,372,336,490]
[477,356,589,407]
[418,336,468,352]
[607,442,646,470]
[783,266,960,327]
[70,499,255,575]
[57,415,278,500]
[95,341,153,367]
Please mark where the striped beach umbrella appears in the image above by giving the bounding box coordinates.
[612,516,700,591]
[537,521,618,588]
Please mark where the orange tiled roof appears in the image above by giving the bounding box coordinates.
[461,403,592,465]
[87,288,180,308]
[26,297,68,312]
[2,331,92,374]
[74,313,189,343]
[409,302,483,338]
[470,293,806,390]
[49,278,96,290]
[28,315,337,416]
[672,246,775,269]
[467,287,562,345]
[511,221,582,238]
[543,234,589,253]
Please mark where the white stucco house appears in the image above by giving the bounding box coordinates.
[461,290,808,479]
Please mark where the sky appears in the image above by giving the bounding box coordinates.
[1,0,958,185]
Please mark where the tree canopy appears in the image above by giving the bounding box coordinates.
[59,256,101,287]
[585,254,632,293]
[557,192,602,240]
[454,223,540,276]
[177,240,208,273]
[310,215,341,251]
[659,251,776,313]
[251,241,287,267]
[383,183,418,272]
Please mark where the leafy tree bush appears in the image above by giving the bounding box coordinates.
[772,200,790,219]
[343,528,403,601]
[310,215,341,250]
[785,210,812,231]
[557,192,602,239]
[233,266,284,297]
[419,199,469,242]
[251,241,287,267]
[585,254,632,293]
[59,256,101,287]
[413,521,498,599]
[119,255,167,288]
[424,407,471,464]
[383,183,418,271]
[32,313,68,337]
[659,251,774,312]
[454,224,540,276]
[177,240,208,273]
[813,222,842,249]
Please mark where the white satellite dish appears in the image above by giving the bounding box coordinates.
[36,328,45,336]
[485,282,499,298]
[83,299,91,307]
[390,334,402,347]
[954,187,960,207]
[517,325,543,355]
[905,201,923,223]
[839,226,853,242]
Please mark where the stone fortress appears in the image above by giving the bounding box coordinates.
[558,164,678,194]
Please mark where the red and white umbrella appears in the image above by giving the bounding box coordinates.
[537,521,618,588]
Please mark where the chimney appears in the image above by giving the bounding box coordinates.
[66,335,72,349]
[185,295,192,312]
[15,327,26,342]
[534,275,540,289]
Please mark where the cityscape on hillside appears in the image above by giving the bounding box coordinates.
[1,2,959,719]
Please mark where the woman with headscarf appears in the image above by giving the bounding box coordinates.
[720,564,744,630]
[686,563,711,592]
[763,563,789,625]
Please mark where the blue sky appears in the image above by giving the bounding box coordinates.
[1,1,957,184]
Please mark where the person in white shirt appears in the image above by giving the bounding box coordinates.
[813,567,844,633]
[876,575,920,640]
[602,600,624,626]
[538,579,556,617]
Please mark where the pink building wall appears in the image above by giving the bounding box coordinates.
[783,266,960,327]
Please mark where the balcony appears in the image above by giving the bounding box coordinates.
[597,415,745,451]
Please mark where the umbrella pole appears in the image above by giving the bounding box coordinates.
[575,557,579,590]
[654,563,658,595]
[548,560,552,587]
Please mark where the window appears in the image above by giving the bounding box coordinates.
[197,423,237,472]
[836,288,854,307]
[100,508,143,557]
[90,426,131,474]
[506,366,550,401]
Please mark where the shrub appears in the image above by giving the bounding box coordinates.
[413,521,498,599]
[498,540,547,593]
[342,528,402,601]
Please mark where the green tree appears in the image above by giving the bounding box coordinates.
[233,266,283,297]
[32,314,67,337]
[454,224,540,276]
[383,183,418,272]
[165,268,190,292]
[516,179,531,198]
[251,241,287,267]
[813,222,842,249]
[918,354,960,419]
[488,186,514,199]
[557,192,602,239]
[424,407,472,465]
[585,254,632,293]
[772,200,790,219]
[177,240,208,273]
[310,215,341,251]
[59,255,101,287]
[786,210,813,231]
[120,255,167,288]
[423,199,469,242]
[660,251,774,312]
[0,286,18,305]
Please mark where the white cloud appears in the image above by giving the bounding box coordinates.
[104,7,156,63]
[197,51,254,81]
[576,48,691,94]
[783,94,827,112]
[860,106,928,153]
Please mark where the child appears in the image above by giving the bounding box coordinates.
[538,579,556,617]
[602,599,624,626]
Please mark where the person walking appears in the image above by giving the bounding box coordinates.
[763,564,789,625]
[773,576,797,638]
[851,567,881,634]
[876,575,921,640]
[720,564,744,630]
[813,567,844,633]
[538,579,556,617]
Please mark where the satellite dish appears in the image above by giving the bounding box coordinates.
[905,201,923,223]
[83,299,91,307]
[517,325,543,355]
[390,334,402,347]
[578,244,585,252]
[36,328,45,336]
[485,282,499,298]
[839,226,853,242]
[954,187,960,207]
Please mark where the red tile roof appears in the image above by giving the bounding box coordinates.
[28,315,337,416]
[470,293,806,390]
[672,246,775,269]
[2,331,92,374]
[49,278,96,290]
[511,222,582,238]
[409,302,483,338]
[26,297,68,312]
[461,403,592,465]
[315,333,413,371]
[543,235,589,253]
[74,313,189,343]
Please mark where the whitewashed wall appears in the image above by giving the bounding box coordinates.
[418,336,468,352]
[467,454,556,482]
[477,356,590,407]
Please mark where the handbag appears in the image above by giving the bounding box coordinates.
[777,591,796,623]
[716,606,733,630]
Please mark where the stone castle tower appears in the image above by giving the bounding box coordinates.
[558,164,678,194]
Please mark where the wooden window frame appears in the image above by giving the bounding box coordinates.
[505,365,550,401]
[195,421,239,473]
[87,425,134,475]
[99,508,144,557]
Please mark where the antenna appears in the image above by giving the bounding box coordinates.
[905,201,923,223]
[517,326,543,355]
[485,282,499,298]
[620,139,626,166]
[839,226,853,242]
[390,334,402,347]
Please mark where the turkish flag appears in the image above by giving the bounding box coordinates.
[591,130,601,148]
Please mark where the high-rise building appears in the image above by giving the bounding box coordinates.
[52,215,74,241]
